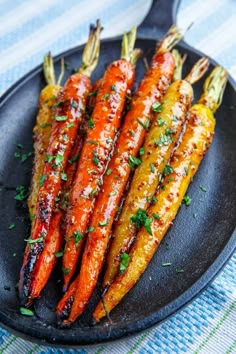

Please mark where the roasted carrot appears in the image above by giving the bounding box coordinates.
[57,27,182,322]
[28,77,103,304]
[93,66,228,321]
[102,57,209,289]
[61,27,141,291]
[19,21,102,305]
[27,54,64,220]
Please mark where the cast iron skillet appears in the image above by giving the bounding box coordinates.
[0,0,235,347]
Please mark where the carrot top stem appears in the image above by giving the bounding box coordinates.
[121,26,141,65]
[184,57,209,85]
[57,57,65,85]
[198,66,228,113]
[43,52,56,85]
[157,25,183,53]
[79,19,102,77]
[172,49,187,81]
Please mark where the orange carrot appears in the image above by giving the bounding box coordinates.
[19,21,102,305]
[57,26,182,321]
[62,27,141,291]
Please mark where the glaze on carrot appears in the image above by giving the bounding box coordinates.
[19,21,102,305]
[102,57,209,289]
[93,66,228,322]
[61,27,141,291]
[57,26,182,322]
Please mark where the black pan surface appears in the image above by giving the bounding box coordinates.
[0,0,235,347]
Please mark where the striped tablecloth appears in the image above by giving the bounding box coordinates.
[0,0,235,353]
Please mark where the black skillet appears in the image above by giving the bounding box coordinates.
[0,0,235,347]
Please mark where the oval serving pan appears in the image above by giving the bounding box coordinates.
[0,0,235,347]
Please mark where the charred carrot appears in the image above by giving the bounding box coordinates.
[19,21,102,305]
[102,57,209,289]
[57,26,182,322]
[28,78,103,303]
[27,54,64,220]
[93,66,228,321]
[61,27,141,291]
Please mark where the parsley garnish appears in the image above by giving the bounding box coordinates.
[87,226,95,233]
[106,168,112,175]
[55,154,64,165]
[54,251,63,258]
[15,185,28,201]
[184,167,189,176]
[67,122,74,128]
[38,174,47,186]
[88,117,94,128]
[87,140,98,145]
[110,85,116,91]
[20,308,34,317]
[119,253,130,274]
[139,147,145,156]
[88,90,97,97]
[152,213,160,220]
[154,133,172,147]
[176,268,184,273]
[157,117,165,126]
[128,155,142,170]
[92,150,99,166]
[150,163,155,173]
[68,154,79,164]
[62,268,70,274]
[98,220,109,226]
[61,172,67,181]
[130,209,153,235]
[8,223,15,230]
[137,118,150,130]
[162,262,172,267]
[55,115,67,122]
[163,165,173,176]
[103,93,110,100]
[152,102,162,112]
[182,195,191,206]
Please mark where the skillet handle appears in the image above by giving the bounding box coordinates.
[137,0,180,39]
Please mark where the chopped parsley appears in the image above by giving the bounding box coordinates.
[154,133,172,147]
[68,154,79,164]
[162,262,172,267]
[20,308,34,317]
[15,185,28,201]
[184,167,189,176]
[38,174,47,186]
[152,101,162,112]
[110,85,116,91]
[67,122,74,128]
[182,195,191,206]
[71,232,83,245]
[55,154,64,166]
[87,140,98,146]
[128,155,142,170]
[103,93,110,100]
[106,168,112,175]
[62,268,70,275]
[54,251,63,258]
[8,223,15,230]
[119,253,130,274]
[40,123,51,128]
[61,172,67,181]
[176,268,185,273]
[88,117,94,128]
[130,209,153,235]
[87,226,95,233]
[88,90,97,97]
[92,150,99,166]
[98,220,109,226]
[163,165,173,176]
[152,213,160,220]
[150,163,155,173]
[24,236,44,244]
[55,115,67,122]
[157,117,165,126]
[139,147,145,156]
[137,118,150,130]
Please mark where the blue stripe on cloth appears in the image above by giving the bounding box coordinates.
[0,0,149,94]
[0,0,24,16]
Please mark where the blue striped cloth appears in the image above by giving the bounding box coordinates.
[0,0,235,353]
